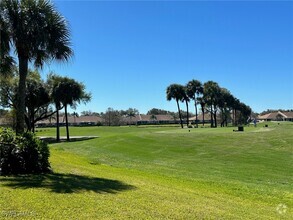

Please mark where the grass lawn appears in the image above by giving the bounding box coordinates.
[0,122,292,219]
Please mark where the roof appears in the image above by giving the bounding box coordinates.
[36,115,103,124]
[126,114,175,122]
[258,111,293,120]
[190,113,212,121]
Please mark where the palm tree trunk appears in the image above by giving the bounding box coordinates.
[202,110,205,127]
[16,57,28,134]
[210,106,214,127]
[185,100,189,126]
[56,108,60,142]
[195,101,198,128]
[176,100,183,128]
[65,105,70,141]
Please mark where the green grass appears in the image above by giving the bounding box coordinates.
[1,122,292,219]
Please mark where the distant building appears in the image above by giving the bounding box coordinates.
[257,111,293,122]
[135,114,176,125]
[35,115,103,127]
[35,114,177,127]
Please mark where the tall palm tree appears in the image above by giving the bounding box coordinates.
[50,75,63,142]
[182,87,190,127]
[198,97,206,127]
[166,84,185,128]
[0,0,73,134]
[203,81,221,128]
[186,79,203,128]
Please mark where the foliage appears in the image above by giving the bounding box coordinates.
[167,79,252,128]
[186,79,203,128]
[49,75,91,141]
[0,128,50,175]
[101,107,123,126]
[0,69,54,131]
[0,0,73,133]
[166,84,185,128]
[147,108,174,115]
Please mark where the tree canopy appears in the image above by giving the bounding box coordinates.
[0,0,73,133]
[167,79,252,128]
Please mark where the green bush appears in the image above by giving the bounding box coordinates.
[0,128,51,175]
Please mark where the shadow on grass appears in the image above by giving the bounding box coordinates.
[0,173,135,194]
[40,136,98,144]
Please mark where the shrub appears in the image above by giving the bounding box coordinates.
[0,128,51,175]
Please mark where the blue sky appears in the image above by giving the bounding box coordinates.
[43,0,293,114]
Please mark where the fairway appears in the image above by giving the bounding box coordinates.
[0,123,292,219]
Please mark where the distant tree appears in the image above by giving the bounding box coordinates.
[150,114,157,122]
[102,108,122,126]
[166,84,185,128]
[237,102,252,125]
[147,108,174,115]
[186,79,203,128]
[49,74,64,142]
[72,112,79,124]
[182,87,190,126]
[217,88,233,127]
[124,108,139,125]
[231,97,240,126]
[51,77,91,141]
[197,97,206,126]
[203,81,221,127]
[0,0,73,134]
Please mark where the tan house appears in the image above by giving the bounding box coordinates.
[258,111,293,121]
[36,115,103,127]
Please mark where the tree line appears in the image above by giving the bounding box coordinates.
[167,80,252,128]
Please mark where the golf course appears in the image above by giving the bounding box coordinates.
[0,122,292,219]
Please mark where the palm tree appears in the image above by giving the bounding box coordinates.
[166,84,185,128]
[50,75,63,142]
[198,97,206,127]
[73,112,79,124]
[203,81,221,127]
[186,79,203,128]
[53,77,90,141]
[0,16,15,76]
[182,87,190,127]
[0,0,72,134]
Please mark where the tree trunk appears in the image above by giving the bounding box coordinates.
[56,108,60,142]
[195,101,198,128]
[16,57,28,134]
[202,110,205,127]
[210,106,214,127]
[31,110,35,133]
[213,106,217,128]
[176,100,183,128]
[65,105,70,141]
[214,111,217,128]
[185,100,189,127]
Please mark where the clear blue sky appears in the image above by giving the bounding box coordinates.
[43,0,293,114]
